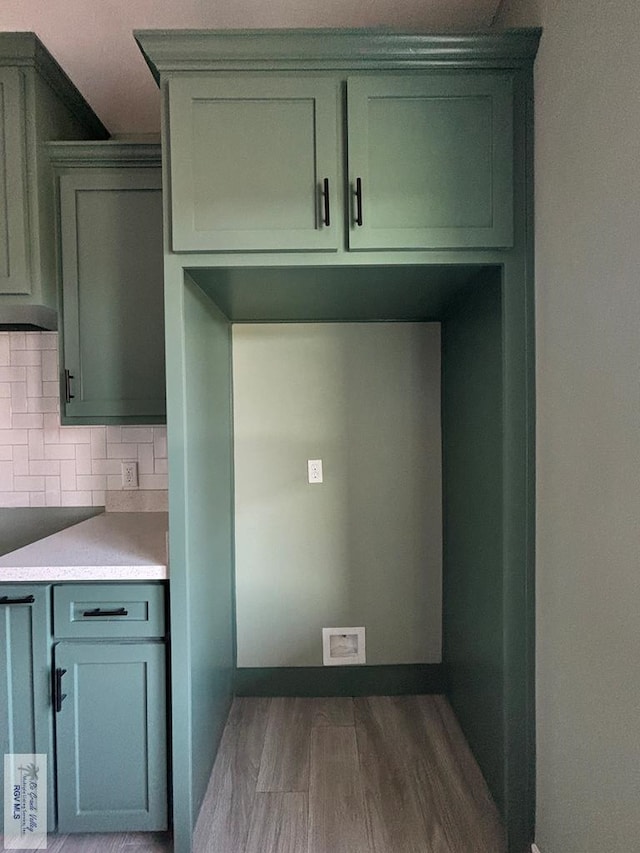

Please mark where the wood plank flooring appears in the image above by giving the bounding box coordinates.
[4,695,504,852]
[0,831,171,852]
[308,726,369,853]
[195,694,506,853]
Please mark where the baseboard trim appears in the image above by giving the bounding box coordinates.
[234,663,446,697]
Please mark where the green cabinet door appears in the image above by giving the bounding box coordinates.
[54,641,167,833]
[0,586,53,834]
[57,163,166,423]
[346,74,514,250]
[0,68,30,295]
[0,35,108,325]
[168,76,339,253]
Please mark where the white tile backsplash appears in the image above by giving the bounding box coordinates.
[0,332,168,508]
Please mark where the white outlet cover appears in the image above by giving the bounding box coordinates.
[322,627,366,666]
[308,459,323,484]
[122,460,138,490]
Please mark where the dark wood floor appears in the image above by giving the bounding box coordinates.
[194,695,505,853]
[4,695,504,852]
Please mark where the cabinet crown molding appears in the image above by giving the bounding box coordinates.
[135,28,542,82]
[47,140,161,168]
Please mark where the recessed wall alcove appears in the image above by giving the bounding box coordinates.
[164,259,532,849]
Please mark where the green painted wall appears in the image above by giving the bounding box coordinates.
[233,322,442,668]
[496,1,640,851]
[442,273,504,813]
[165,271,234,850]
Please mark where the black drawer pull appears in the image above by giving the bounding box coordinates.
[82,607,129,618]
[54,667,67,713]
[0,595,35,605]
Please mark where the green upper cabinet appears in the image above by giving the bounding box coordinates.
[346,74,514,250]
[136,29,541,260]
[0,68,29,296]
[166,72,512,254]
[49,143,166,424]
[168,76,339,253]
[0,33,108,328]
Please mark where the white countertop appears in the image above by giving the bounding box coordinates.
[0,512,168,582]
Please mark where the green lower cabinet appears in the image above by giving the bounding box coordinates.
[54,641,167,833]
[0,586,54,835]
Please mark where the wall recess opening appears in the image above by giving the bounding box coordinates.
[322,627,366,666]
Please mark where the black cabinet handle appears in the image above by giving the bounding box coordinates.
[321,178,331,227]
[354,177,363,227]
[0,595,35,605]
[64,369,75,403]
[54,668,67,713]
[82,607,129,618]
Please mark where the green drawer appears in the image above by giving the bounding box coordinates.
[53,583,165,639]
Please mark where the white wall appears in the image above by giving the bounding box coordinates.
[495,2,640,851]
[233,323,442,667]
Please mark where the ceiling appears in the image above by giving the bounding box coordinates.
[0,0,501,134]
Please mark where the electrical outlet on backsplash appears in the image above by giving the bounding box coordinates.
[0,332,168,510]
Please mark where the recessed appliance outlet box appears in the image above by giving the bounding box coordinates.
[322,627,366,666]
